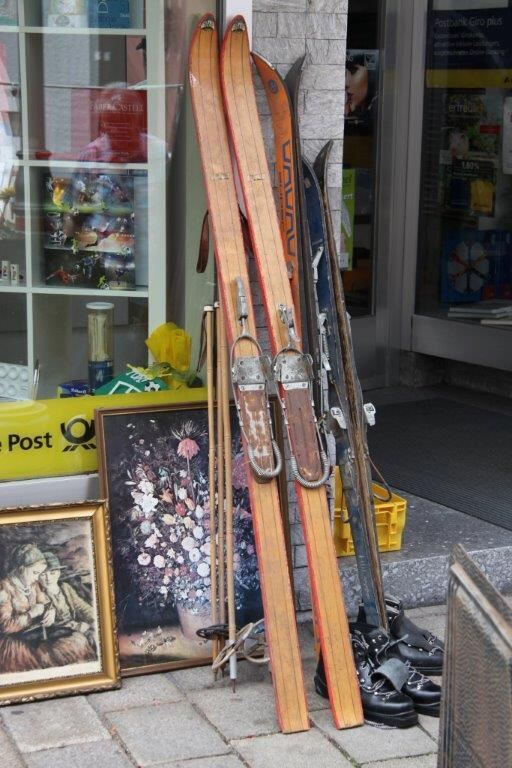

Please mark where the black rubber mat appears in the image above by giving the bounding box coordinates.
[367,398,512,531]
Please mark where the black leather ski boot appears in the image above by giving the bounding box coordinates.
[314,633,418,728]
[357,595,444,675]
[350,621,441,717]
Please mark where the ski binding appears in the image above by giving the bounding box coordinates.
[230,278,282,482]
[273,304,330,489]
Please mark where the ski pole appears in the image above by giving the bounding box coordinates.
[219,303,237,692]
[215,301,226,666]
[204,305,219,665]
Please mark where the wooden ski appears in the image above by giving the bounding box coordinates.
[305,151,387,630]
[221,16,363,730]
[251,52,302,333]
[189,14,309,734]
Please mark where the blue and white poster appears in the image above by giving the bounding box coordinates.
[426,8,512,88]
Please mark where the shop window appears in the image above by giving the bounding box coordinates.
[417,0,512,327]
[0,1,215,407]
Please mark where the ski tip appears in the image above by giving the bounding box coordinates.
[188,13,217,83]
[287,54,306,76]
[199,13,216,31]
[226,14,247,33]
[251,51,276,72]
[313,140,334,180]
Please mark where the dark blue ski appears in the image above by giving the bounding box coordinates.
[303,152,387,630]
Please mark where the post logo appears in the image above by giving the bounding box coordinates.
[60,417,96,452]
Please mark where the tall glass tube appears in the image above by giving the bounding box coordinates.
[86,301,114,391]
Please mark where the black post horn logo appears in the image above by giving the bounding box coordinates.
[60,417,96,452]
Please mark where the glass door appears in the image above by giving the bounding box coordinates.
[344,0,406,385]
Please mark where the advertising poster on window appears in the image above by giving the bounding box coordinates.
[345,49,379,135]
[426,8,512,89]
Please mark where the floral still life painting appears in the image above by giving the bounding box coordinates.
[96,402,275,675]
[0,502,119,705]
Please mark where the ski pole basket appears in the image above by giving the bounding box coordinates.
[333,467,408,557]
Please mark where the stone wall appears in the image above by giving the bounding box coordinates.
[252,1,348,614]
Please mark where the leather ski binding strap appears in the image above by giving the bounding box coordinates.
[230,278,282,482]
[274,305,330,489]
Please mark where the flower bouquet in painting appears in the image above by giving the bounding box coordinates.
[97,403,269,674]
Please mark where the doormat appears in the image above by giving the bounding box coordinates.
[367,398,512,531]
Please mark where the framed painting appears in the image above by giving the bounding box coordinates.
[96,400,289,676]
[0,501,119,705]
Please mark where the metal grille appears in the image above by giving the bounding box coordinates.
[438,545,512,768]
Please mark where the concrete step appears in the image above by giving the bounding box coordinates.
[294,491,512,618]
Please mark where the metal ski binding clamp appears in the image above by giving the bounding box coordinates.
[312,246,324,282]
[236,276,248,325]
[278,304,300,347]
[330,407,347,431]
[231,355,270,392]
[364,402,376,427]
[318,313,331,372]
[274,351,312,392]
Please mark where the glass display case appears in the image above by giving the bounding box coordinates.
[0,0,186,399]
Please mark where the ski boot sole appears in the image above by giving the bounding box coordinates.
[413,701,440,718]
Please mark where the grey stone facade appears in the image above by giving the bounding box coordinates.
[252,2,348,613]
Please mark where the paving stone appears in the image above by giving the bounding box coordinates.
[106,702,230,766]
[169,659,270,693]
[233,729,353,768]
[23,740,134,768]
[189,681,280,739]
[1,697,109,753]
[364,757,438,768]
[88,673,182,713]
[311,711,437,764]
[0,723,24,767]
[413,615,447,643]
[419,714,441,742]
[302,656,330,712]
[408,605,447,620]
[297,620,316,659]
[158,755,245,768]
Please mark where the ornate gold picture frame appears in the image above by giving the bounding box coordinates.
[0,501,119,705]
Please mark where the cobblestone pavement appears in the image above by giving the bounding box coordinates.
[0,606,446,768]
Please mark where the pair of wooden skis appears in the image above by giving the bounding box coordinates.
[189,15,363,733]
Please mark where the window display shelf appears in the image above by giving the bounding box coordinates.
[0,285,27,293]
[22,27,146,36]
[26,160,149,170]
[31,286,148,298]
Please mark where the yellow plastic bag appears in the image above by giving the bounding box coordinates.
[145,323,191,373]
